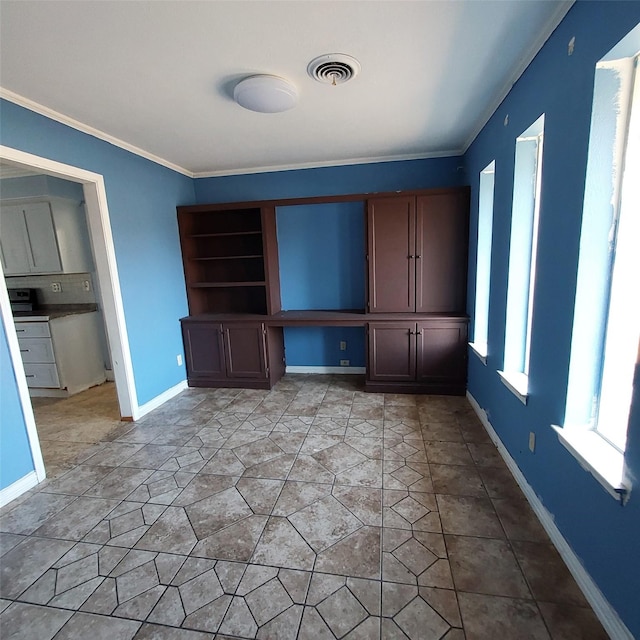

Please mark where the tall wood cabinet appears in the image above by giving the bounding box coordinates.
[177,204,284,390]
[365,188,469,394]
[367,190,468,313]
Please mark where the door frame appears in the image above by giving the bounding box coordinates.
[0,144,138,482]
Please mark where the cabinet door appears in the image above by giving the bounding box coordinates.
[224,323,267,379]
[416,321,467,386]
[416,192,469,313]
[0,205,31,275]
[23,202,62,273]
[367,197,415,312]
[182,322,226,380]
[367,322,416,381]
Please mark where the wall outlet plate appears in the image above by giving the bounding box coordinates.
[51,282,62,292]
[340,341,347,351]
[528,431,536,453]
[340,359,350,366]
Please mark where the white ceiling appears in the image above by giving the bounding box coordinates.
[0,1,572,177]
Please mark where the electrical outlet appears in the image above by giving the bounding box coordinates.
[340,359,350,366]
[340,341,347,351]
[82,279,91,292]
[51,282,62,293]
[528,431,536,453]
[177,354,183,366]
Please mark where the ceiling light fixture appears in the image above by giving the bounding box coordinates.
[233,75,298,113]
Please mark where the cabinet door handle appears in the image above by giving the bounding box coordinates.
[415,255,422,259]
[407,255,415,259]
[25,374,35,378]
[20,348,29,352]
[16,329,26,332]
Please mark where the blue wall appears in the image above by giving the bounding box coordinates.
[196,158,465,366]
[0,322,34,488]
[464,2,640,636]
[0,99,195,489]
[194,157,465,203]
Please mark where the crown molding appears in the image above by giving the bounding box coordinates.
[192,149,464,179]
[0,88,194,178]
[1,88,464,180]
[461,0,575,154]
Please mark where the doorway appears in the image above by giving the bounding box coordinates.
[0,145,138,487]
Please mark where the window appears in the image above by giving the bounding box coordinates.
[499,115,545,402]
[556,25,640,502]
[470,161,495,363]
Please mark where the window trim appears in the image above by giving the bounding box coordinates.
[469,160,496,366]
[554,29,640,502]
[501,115,545,402]
[552,426,630,504]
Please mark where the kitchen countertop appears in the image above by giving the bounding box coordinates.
[13,304,98,321]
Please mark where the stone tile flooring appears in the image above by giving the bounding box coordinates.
[0,377,608,639]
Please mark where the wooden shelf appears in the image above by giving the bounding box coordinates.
[189,230,262,239]
[178,205,280,315]
[190,255,263,262]
[190,281,267,289]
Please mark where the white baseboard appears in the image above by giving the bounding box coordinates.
[286,366,366,375]
[132,380,188,421]
[466,391,633,640]
[0,471,39,508]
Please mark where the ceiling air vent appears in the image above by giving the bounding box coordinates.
[307,54,361,86]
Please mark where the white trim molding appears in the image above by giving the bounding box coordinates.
[552,425,630,504]
[0,145,139,420]
[0,88,192,177]
[133,380,188,421]
[498,369,529,405]
[468,342,488,365]
[0,268,46,484]
[0,87,464,180]
[0,471,39,509]
[466,390,634,640]
[286,366,366,375]
[461,1,574,153]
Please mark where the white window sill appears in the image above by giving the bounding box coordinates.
[552,425,630,504]
[498,370,528,405]
[468,342,488,365]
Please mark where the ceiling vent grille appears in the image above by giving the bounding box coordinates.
[308,54,361,85]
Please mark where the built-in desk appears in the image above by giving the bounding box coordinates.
[181,311,469,394]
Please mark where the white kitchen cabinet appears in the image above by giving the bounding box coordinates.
[0,198,93,275]
[0,202,62,275]
[15,311,106,397]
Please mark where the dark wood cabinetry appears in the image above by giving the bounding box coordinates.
[367,190,469,313]
[178,186,469,394]
[367,319,467,394]
[181,318,284,389]
[365,188,469,394]
[177,205,281,315]
[178,203,283,389]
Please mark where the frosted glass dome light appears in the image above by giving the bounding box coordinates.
[233,75,298,113]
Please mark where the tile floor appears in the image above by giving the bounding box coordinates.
[0,376,608,639]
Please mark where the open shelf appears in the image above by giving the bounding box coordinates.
[178,204,280,315]
[190,281,267,288]
[189,230,263,239]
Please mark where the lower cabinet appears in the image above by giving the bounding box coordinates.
[366,319,467,394]
[15,312,106,397]
[181,319,285,389]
